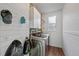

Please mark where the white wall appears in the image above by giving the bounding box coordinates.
[0,3,30,56]
[42,9,63,48]
[63,4,79,55]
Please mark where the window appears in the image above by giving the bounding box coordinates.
[48,16,56,31]
[48,16,56,24]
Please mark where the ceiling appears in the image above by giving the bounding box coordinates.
[32,3,64,14]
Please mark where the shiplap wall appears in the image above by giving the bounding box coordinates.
[0,3,30,56]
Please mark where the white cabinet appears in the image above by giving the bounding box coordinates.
[29,4,41,28]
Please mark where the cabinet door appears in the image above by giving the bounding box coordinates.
[34,7,41,28]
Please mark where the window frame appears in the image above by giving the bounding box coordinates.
[48,16,56,31]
